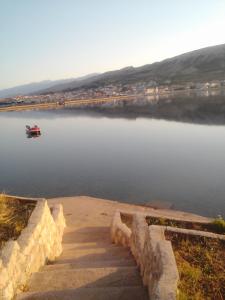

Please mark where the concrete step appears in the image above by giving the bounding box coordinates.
[62,227,110,244]
[18,286,149,300]
[55,246,132,264]
[61,242,127,251]
[43,258,136,271]
[27,267,142,292]
[60,245,130,257]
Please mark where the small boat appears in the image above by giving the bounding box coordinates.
[26,125,41,134]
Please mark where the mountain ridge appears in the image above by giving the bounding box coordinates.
[38,43,225,94]
[1,43,225,97]
[0,73,99,98]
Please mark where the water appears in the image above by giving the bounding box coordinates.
[0,106,225,217]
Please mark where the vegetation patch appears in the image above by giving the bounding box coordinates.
[166,231,225,300]
[146,216,225,234]
[0,194,36,250]
[121,213,225,235]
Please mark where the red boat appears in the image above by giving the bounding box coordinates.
[26,125,41,134]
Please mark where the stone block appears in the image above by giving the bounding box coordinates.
[1,282,14,300]
[142,225,165,286]
[0,267,9,289]
[148,240,179,300]
[1,241,20,267]
[130,214,148,273]
[111,211,132,248]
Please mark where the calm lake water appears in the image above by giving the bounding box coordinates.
[0,107,225,217]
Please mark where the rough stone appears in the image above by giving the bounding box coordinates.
[111,211,131,247]
[0,199,66,300]
[130,214,148,274]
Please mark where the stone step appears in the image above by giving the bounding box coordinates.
[18,286,149,300]
[55,246,132,264]
[61,242,126,251]
[43,258,136,271]
[60,244,129,256]
[27,267,142,292]
[62,227,110,244]
[65,226,110,235]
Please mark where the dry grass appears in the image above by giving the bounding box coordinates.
[166,231,225,300]
[0,194,36,250]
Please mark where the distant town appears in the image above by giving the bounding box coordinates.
[0,79,225,108]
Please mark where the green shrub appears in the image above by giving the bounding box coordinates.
[212,218,225,234]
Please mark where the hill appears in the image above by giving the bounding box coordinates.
[0,74,99,98]
[1,44,225,97]
[40,43,225,94]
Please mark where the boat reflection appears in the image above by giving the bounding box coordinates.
[26,132,41,139]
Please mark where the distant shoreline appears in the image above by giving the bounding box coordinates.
[1,86,225,113]
[0,95,137,112]
[1,92,225,126]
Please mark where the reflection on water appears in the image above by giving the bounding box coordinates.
[81,91,225,125]
[26,132,41,139]
[1,95,225,217]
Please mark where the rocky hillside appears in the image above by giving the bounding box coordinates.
[0,74,99,98]
[1,44,225,97]
[40,43,225,93]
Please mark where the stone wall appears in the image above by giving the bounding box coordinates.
[142,225,179,300]
[111,211,225,300]
[111,212,179,300]
[165,225,225,240]
[111,210,131,247]
[142,225,165,286]
[0,199,66,300]
[130,215,179,300]
[130,214,148,275]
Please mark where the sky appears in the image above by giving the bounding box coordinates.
[1,0,225,90]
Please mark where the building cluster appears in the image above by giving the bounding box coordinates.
[1,79,225,107]
[145,80,225,95]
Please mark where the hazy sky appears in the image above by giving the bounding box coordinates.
[1,0,225,90]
